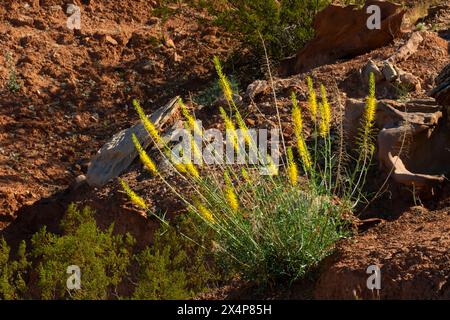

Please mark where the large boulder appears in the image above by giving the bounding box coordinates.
[279,1,405,76]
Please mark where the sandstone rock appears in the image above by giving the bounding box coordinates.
[246,80,270,100]
[173,52,182,63]
[397,69,421,92]
[390,31,424,63]
[9,15,34,27]
[429,63,450,107]
[345,98,446,188]
[360,59,383,83]
[164,37,176,49]
[279,1,405,76]
[33,18,47,30]
[381,61,398,82]
[105,35,118,46]
[86,97,180,187]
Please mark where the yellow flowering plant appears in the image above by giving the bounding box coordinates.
[119,57,377,284]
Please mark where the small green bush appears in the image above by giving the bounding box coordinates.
[31,204,134,300]
[133,219,215,299]
[154,0,330,60]
[193,76,239,107]
[0,239,29,300]
[5,52,22,93]
[0,205,214,300]
[205,0,331,60]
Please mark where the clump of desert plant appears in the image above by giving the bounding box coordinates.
[123,56,378,284]
[5,52,21,93]
[0,239,29,300]
[212,0,333,59]
[133,216,216,299]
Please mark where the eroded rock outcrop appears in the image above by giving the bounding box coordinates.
[430,62,450,107]
[345,98,447,188]
[279,0,405,76]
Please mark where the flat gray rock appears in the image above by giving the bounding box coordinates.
[86,97,180,187]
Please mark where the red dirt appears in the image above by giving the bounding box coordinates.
[315,208,450,300]
[0,0,237,223]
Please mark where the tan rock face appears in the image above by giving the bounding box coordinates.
[344,98,448,188]
[279,0,405,76]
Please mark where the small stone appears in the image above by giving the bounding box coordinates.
[397,70,421,92]
[246,80,269,100]
[105,35,118,45]
[173,52,182,63]
[164,37,176,49]
[71,175,87,191]
[9,15,34,27]
[382,61,398,82]
[360,59,383,83]
[74,114,86,128]
[33,19,47,30]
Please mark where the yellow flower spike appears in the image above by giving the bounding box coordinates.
[194,200,215,223]
[365,73,377,125]
[164,147,187,174]
[265,155,279,176]
[133,100,162,145]
[119,179,147,210]
[174,162,187,174]
[241,167,251,182]
[358,72,377,154]
[306,77,318,121]
[132,134,158,175]
[369,72,376,99]
[235,111,254,147]
[319,84,331,137]
[297,136,312,171]
[213,56,233,104]
[182,124,203,166]
[179,98,202,137]
[190,134,203,166]
[185,160,200,179]
[291,92,303,137]
[224,172,239,211]
[220,107,239,153]
[287,147,298,186]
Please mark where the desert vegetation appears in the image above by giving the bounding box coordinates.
[0,204,215,299]
[120,59,378,285]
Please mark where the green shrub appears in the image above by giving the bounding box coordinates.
[205,0,331,60]
[193,76,239,106]
[133,218,216,299]
[31,204,134,300]
[0,239,29,300]
[153,0,330,60]
[0,205,214,300]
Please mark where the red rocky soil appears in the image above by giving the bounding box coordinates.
[0,0,237,223]
[1,0,449,299]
